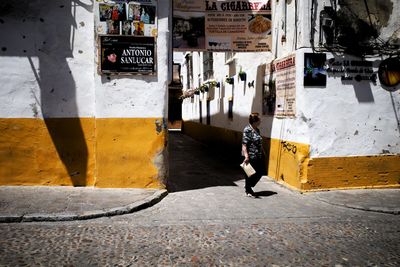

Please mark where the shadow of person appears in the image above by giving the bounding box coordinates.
[254,191,277,197]
[34,1,93,186]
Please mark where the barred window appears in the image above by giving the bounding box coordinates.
[185,53,193,89]
[225,52,236,63]
[203,52,214,81]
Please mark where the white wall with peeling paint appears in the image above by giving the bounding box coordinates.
[93,0,170,119]
[0,0,170,120]
[0,0,95,118]
[297,50,400,157]
[181,0,400,158]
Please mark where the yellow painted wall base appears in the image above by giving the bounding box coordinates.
[0,118,166,188]
[95,118,166,188]
[183,121,400,191]
[304,155,400,191]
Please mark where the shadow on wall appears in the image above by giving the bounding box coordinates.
[0,1,93,186]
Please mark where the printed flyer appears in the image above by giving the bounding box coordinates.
[173,0,272,52]
[274,54,296,117]
[205,0,272,52]
[264,54,296,117]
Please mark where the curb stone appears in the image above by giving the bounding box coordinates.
[0,189,168,223]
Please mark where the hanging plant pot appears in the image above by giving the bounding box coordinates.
[206,80,218,90]
[225,77,234,85]
[199,84,208,93]
[239,72,247,81]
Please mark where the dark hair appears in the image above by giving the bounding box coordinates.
[249,112,260,124]
[104,48,116,57]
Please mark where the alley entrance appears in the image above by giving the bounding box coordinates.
[167,131,277,198]
[167,131,241,192]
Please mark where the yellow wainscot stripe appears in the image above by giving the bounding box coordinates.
[0,117,167,188]
[304,155,400,191]
[182,121,399,191]
[0,118,96,186]
[94,118,167,188]
[266,138,310,190]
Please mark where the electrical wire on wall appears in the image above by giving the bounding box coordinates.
[294,0,298,50]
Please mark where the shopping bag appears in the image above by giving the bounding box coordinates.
[240,162,256,177]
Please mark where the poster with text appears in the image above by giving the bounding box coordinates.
[99,35,156,75]
[205,0,272,52]
[173,0,272,52]
[127,0,158,37]
[273,54,296,117]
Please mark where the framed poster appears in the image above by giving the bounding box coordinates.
[304,53,327,86]
[99,35,156,75]
[173,0,272,52]
[273,54,296,117]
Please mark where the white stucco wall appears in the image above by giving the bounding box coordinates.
[0,0,95,118]
[181,0,400,158]
[297,49,400,157]
[0,0,170,120]
[94,0,170,119]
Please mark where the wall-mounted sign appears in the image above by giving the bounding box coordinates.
[99,35,156,75]
[264,54,296,117]
[274,54,296,117]
[304,53,327,86]
[325,57,376,83]
[173,0,272,52]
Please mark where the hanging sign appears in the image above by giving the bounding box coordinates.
[99,35,156,75]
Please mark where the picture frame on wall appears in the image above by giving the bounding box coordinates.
[304,53,327,86]
[98,35,157,76]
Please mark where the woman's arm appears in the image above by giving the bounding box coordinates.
[242,144,250,164]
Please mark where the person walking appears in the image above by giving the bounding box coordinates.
[242,112,266,197]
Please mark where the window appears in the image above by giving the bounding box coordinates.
[185,53,193,89]
[203,52,214,81]
[225,52,236,64]
[172,63,181,84]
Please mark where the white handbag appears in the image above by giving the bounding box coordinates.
[240,162,256,177]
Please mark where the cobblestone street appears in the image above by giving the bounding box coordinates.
[1,216,399,266]
[1,133,399,266]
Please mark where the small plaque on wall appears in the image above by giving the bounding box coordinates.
[99,35,156,75]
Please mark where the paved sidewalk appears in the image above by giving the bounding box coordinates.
[305,187,400,215]
[0,186,167,223]
[1,181,398,224]
[0,131,398,223]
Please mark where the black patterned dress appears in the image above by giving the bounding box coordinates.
[242,125,265,191]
